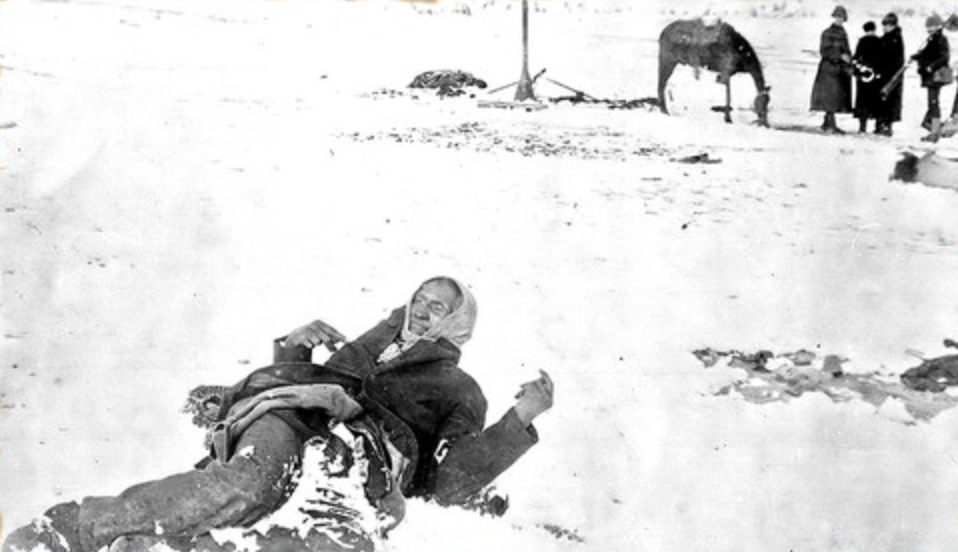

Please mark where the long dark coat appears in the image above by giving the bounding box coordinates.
[219,307,537,505]
[811,23,853,112]
[876,27,905,122]
[853,34,883,119]
[913,29,951,88]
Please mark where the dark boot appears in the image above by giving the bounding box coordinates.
[821,112,844,134]
[3,502,84,552]
[858,118,868,133]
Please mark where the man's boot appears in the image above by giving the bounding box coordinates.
[858,118,868,133]
[822,112,844,134]
[2,502,84,552]
[922,118,942,142]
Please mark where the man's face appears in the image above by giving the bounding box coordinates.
[409,280,460,336]
[833,15,845,25]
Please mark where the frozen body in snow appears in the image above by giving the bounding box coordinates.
[1,278,555,552]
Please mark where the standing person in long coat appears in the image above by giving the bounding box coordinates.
[811,6,853,133]
[912,14,951,142]
[875,13,905,136]
[948,14,958,122]
[852,21,883,133]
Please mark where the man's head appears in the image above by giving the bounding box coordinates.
[926,14,943,32]
[882,13,898,30]
[402,276,478,349]
[408,277,462,336]
[832,5,847,24]
[863,21,876,34]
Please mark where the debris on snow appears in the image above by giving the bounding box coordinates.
[673,152,722,164]
[692,347,958,422]
[409,70,487,98]
[341,122,667,161]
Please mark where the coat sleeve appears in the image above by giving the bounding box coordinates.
[914,34,950,73]
[273,337,313,363]
[431,405,539,506]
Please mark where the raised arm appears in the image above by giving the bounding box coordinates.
[432,371,555,505]
[274,319,348,363]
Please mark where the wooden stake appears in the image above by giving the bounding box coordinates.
[514,0,536,101]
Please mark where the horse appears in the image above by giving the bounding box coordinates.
[658,19,770,126]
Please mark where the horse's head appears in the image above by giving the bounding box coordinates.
[753,86,771,127]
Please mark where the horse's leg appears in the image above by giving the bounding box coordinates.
[658,55,677,115]
[724,78,733,124]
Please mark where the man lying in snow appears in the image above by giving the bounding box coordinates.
[3,277,555,552]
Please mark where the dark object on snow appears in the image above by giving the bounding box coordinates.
[183,385,228,429]
[550,95,660,110]
[822,354,846,377]
[728,349,773,371]
[901,354,958,392]
[674,152,721,164]
[409,70,487,98]
[691,347,958,421]
[658,19,770,126]
[458,486,509,517]
[891,151,958,191]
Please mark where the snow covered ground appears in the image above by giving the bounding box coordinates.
[2,0,958,551]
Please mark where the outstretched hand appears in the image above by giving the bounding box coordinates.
[284,319,347,352]
[224,384,363,437]
[513,370,555,427]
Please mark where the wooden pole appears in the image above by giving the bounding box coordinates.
[514,0,536,101]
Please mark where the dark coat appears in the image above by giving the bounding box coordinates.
[218,307,537,506]
[811,24,853,112]
[877,27,905,122]
[913,29,951,88]
[853,34,883,119]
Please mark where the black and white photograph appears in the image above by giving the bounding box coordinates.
[1,1,957,551]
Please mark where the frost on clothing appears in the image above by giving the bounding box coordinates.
[2,304,538,552]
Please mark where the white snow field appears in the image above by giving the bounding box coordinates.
[1,1,957,552]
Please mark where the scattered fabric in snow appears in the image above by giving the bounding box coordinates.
[409,70,487,98]
[693,347,958,422]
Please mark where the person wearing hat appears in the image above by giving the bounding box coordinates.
[875,12,905,136]
[852,21,883,133]
[810,5,854,133]
[911,14,951,142]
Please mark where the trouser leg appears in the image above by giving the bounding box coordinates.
[78,413,303,552]
[923,87,941,128]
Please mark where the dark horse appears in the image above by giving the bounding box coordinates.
[658,19,770,126]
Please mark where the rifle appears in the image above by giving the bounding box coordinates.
[880,62,909,99]
[880,32,934,100]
